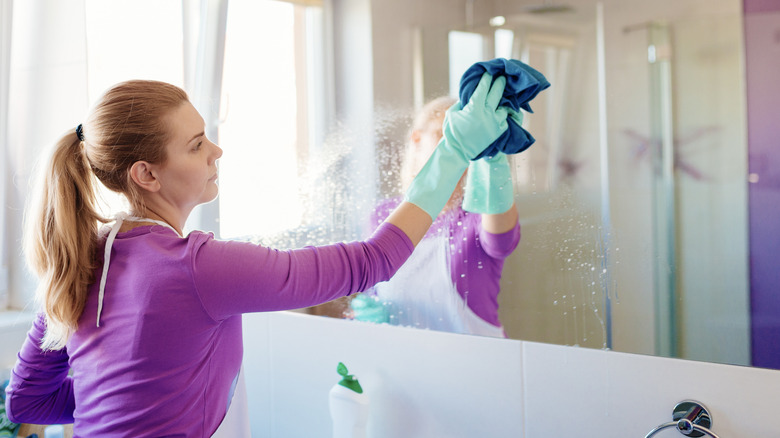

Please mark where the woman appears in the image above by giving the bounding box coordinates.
[353,96,520,337]
[5,74,508,436]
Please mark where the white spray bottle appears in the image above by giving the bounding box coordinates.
[329,362,369,438]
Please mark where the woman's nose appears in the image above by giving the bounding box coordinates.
[211,141,223,160]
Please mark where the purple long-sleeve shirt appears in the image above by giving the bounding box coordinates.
[6,222,412,437]
[369,197,520,327]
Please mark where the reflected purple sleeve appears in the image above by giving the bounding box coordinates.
[451,217,520,327]
[370,197,521,328]
[478,221,521,260]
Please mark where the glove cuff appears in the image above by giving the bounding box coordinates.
[404,143,469,220]
[462,155,515,214]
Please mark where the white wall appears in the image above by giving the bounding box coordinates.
[243,311,780,437]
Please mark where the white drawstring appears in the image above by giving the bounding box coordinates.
[96,212,182,327]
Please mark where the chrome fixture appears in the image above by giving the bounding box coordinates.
[645,400,720,438]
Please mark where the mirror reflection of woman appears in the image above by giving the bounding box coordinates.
[353,96,521,337]
[5,75,509,435]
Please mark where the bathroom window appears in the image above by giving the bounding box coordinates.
[1,0,327,309]
[83,0,330,240]
[218,0,327,239]
[85,0,184,99]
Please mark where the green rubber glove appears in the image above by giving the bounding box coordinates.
[462,108,522,214]
[404,73,509,220]
[462,152,514,214]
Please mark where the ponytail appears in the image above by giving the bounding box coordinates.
[24,129,106,350]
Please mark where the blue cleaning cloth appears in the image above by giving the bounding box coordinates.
[459,58,550,159]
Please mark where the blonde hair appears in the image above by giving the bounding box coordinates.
[24,80,189,350]
[400,96,457,189]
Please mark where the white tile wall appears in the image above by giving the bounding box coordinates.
[523,341,780,437]
[243,311,780,438]
[4,310,778,436]
[242,311,524,438]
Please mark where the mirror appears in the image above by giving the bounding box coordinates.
[246,0,775,370]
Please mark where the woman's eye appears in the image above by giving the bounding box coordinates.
[194,141,203,151]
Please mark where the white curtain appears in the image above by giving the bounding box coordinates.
[0,0,13,308]
[181,0,228,237]
[5,0,90,310]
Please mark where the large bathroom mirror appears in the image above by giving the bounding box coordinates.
[214,0,775,370]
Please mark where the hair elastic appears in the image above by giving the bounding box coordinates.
[76,124,85,141]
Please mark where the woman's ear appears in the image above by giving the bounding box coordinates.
[129,161,161,193]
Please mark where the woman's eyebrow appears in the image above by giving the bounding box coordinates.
[188,131,205,143]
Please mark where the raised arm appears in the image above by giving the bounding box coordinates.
[396,73,509,246]
[481,201,519,234]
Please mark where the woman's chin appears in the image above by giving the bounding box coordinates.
[201,187,220,204]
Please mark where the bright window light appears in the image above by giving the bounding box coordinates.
[448,31,485,97]
[84,0,184,217]
[495,29,515,59]
[85,0,183,100]
[218,0,306,239]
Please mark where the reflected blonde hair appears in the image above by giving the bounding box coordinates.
[400,96,457,190]
[24,80,188,350]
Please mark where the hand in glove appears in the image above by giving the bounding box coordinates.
[404,73,509,220]
[462,108,523,214]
